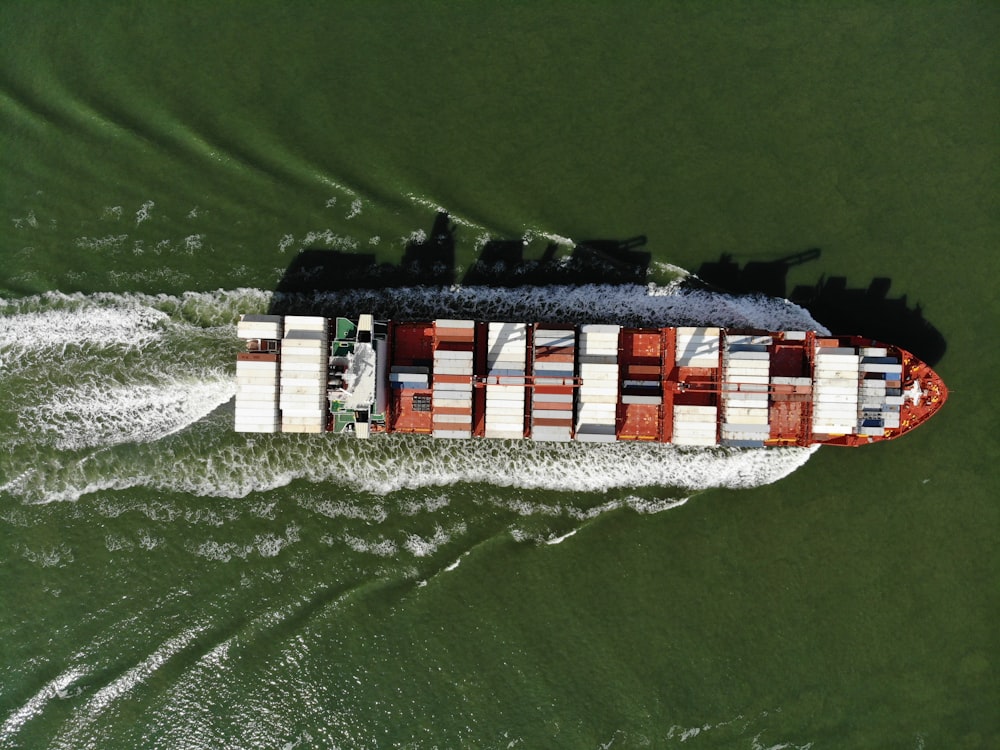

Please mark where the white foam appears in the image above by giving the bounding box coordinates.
[545,528,578,545]
[18,543,74,567]
[0,285,824,504]
[278,281,827,332]
[343,534,399,557]
[134,200,154,226]
[189,525,299,561]
[21,374,234,450]
[0,292,167,358]
[0,667,86,741]
[54,626,205,747]
[404,522,465,557]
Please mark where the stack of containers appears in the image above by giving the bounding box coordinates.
[279,316,329,433]
[234,315,283,433]
[530,327,576,442]
[672,326,720,446]
[721,334,772,446]
[811,343,860,436]
[431,319,475,439]
[485,322,527,439]
[671,405,719,446]
[858,348,904,434]
[575,324,620,442]
[675,326,722,368]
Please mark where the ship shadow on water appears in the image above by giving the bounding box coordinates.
[693,251,947,366]
[267,214,943,367]
[268,211,651,316]
[460,235,650,287]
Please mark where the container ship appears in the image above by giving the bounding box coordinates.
[233,314,947,447]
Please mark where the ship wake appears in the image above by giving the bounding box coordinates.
[0,284,825,504]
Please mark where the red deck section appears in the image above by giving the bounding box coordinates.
[431,321,474,434]
[618,328,663,441]
[765,333,814,446]
[472,321,488,437]
[388,322,434,434]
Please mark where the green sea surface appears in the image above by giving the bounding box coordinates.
[1,2,997,748]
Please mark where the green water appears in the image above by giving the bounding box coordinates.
[1,2,997,748]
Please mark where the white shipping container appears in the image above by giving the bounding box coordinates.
[235,407,280,419]
[435,318,475,329]
[578,403,616,415]
[433,430,474,439]
[236,385,278,403]
[486,405,525,416]
[577,354,619,365]
[579,384,619,395]
[486,388,525,398]
[236,360,279,372]
[815,393,860,404]
[280,357,326,368]
[534,393,574,403]
[283,316,327,331]
[234,414,279,423]
[281,424,325,434]
[724,414,770,425]
[433,382,473,392]
[674,405,717,415]
[484,429,525,440]
[672,435,718,446]
[237,324,282,340]
[534,409,574,420]
[434,414,472,424]
[533,360,574,371]
[434,350,475,360]
[280,362,326,374]
[580,362,618,373]
[433,367,473,377]
[673,413,717,424]
[236,375,280,387]
[281,333,328,346]
[677,326,720,337]
[722,422,769,433]
[726,405,769,416]
[860,363,903,374]
[621,394,663,405]
[433,397,473,408]
[531,434,573,442]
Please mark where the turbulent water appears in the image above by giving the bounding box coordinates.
[2,3,995,749]
[0,284,823,505]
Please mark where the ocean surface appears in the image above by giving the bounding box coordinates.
[1,3,997,748]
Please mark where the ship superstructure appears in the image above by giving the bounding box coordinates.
[235,314,946,447]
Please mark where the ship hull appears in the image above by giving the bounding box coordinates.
[235,315,947,446]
